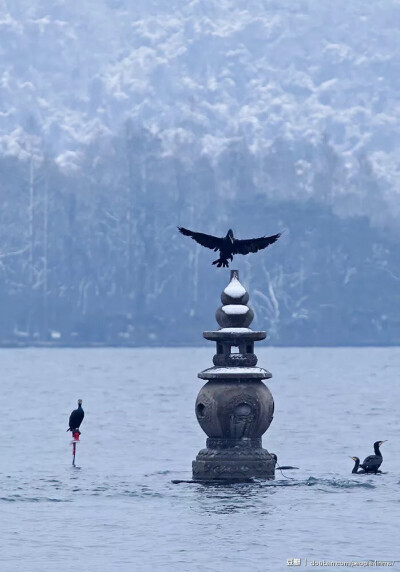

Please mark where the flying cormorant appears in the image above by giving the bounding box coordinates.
[349,456,365,474]
[359,441,386,473]
[67,399,84,432]
[177,227,281,268]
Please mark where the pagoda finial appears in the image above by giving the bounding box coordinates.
[221,269,249,306]
[217,270,252,328]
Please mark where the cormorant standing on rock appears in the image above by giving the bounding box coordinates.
[359,441,386,473]
[178,227,281,268]
[67,399,84,432]
[349,456,365,474]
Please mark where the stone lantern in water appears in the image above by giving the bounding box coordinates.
[192,270,276,481]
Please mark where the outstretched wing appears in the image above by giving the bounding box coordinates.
[232,232,281,255]
[178,227,223,251]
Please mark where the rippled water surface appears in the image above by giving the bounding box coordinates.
[1,347,399,571]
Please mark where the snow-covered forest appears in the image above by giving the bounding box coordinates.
[1,1,400,345]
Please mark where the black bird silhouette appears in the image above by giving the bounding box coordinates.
[178,227,281,268]
[67,399,85,432]
[270,453,299,470]
[359,440,386,473]
[349,456,365,474]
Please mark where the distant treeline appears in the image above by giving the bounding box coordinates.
[1,122,399,346]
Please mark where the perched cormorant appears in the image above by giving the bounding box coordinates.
[178,227,281,268]
[349,456,365,474]
[67,399,84,432]
[359,441,386,473]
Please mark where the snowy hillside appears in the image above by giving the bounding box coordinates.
[1,0,400,346]
[1,1,400,191]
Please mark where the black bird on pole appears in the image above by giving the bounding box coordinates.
[67,399,85,432]
[177,227,281,268]
[359,441,387,473]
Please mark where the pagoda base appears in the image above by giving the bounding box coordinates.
[192,438,275,481]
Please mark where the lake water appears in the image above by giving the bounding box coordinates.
[0,347,399,571]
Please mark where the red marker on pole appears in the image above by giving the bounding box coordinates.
[72,430,81,466]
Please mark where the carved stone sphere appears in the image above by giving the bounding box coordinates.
[195,380,274,440]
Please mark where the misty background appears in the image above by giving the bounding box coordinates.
[1,0,400,346]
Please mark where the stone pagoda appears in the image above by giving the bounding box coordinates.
[192,270,276,481]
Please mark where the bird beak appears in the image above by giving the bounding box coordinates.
[380,440,387,446]
[349,456,356,460]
